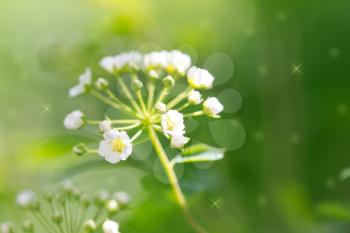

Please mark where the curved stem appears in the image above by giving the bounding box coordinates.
[147,125,208,233]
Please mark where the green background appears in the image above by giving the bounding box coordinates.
[1,0,350,232]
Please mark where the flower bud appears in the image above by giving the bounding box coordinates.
[113,191,131,207]
[105,199,120,214]
[148,70,159,79]
[51,212,63,224]
[0,223,13,233]
[61,180,74,196]
[170,134,190,149]
[72,188,81,200]
[44,190,55,203]
[187,90,202,105]
[132,79,143,90]
[83,220,96,233]
[162,75,175,89]
[99,120,112,133]
[95,78,109,90]
[64,110,86,130]
[94,190,110,206]
[73,143,87,156]
[154,102,167,114]
[102,220,120,233]
[203,97,224,117]
[22,221,34,232]
[16,190,37,210]
[80,195,91,208]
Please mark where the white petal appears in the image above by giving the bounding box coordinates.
[98,140,112,158]
[79,68,92,85]
[119,131,130,141]
[102,220,120,233]
[103,129,120,140]
[104,151,122,164]
[99,120,112,132]
[121,144,132,160]
[69,84,85,98]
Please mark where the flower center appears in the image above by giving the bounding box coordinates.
[166,117,174,130]
[111,138,126,153]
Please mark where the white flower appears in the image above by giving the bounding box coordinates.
[100,51,142,73]
[102,220,120,233]
[187,66,214,89]
[100,56,115,73]
[0,223,11,233]
[170,134,190,149]
[148,69,159,79]
[69,68,92,97]
[203,97,224,117]
[161,110,185,135]
[95,78,109,90]
[113,191,131,206]
[84,220,96,231]
[106,199,120,213]
[64,110,85,130]
[143,51,168,70]
[99,120,112,133]
[187,90,202,105]
[98,129,133,164]
[165,50,191,74]
[154,102,167,113]
[16,190,36,208]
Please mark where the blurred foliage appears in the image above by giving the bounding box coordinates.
[1,0,350,232]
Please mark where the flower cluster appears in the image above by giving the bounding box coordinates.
[0,181,130,233]
[64,50,224,164]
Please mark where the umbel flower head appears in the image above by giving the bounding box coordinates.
[64,49,224,164]
[2,181,130,233]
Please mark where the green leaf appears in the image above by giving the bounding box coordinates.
[171,144,224,166]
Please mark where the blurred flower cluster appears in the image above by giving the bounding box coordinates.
[0,181,130,233]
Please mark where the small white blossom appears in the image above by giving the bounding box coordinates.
[98,129,133,164]
[148,69,159,79]
[187,90,202,105]
[106,199,120,213]
[165,50,191,75]
[100,56,115,73]
[100,51,142,73]
[143,51,168,70]
[69,68,92,97]
[161,110,185,136]
[84,220,96,231]
[0,223,12,233]
[16,190,36,209]
[113,191,131,206]
[154,102,167,113]
[95,78,109,90]
[170,134,190,149]
[203,97,224,117]
[64,110,85,130]
[102,220,120,233]
[99,120,112,133]
[187,66,214,89]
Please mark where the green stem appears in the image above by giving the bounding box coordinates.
[136,91,148,114]
[105,89,134,114]
[117,78,143,115]
[91,90,139,118]
[147,81,156,111]
[147,125,208,233]
[167,87,191,109]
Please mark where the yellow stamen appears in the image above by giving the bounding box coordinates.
[111,138,126,153]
